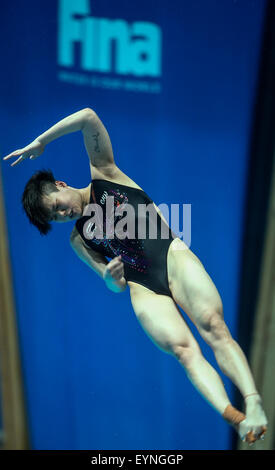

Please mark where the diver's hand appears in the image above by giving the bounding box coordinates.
[3,139,45,167]
[103,255,127,293]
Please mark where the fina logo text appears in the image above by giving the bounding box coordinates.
[58,0,162,77]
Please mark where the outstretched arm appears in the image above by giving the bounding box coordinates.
[36,108,93,145]
[37,107,115,168]
[3,108,115,169]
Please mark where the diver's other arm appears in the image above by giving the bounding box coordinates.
[70,227,127,294]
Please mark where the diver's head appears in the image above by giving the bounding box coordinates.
[22,169,83,235]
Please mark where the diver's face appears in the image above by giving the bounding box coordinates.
[43,182,83,223]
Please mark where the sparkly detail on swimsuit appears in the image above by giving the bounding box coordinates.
[90,186,151,273]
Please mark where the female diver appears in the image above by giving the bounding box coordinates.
[3,108,268,444]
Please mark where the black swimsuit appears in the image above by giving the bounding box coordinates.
[75,179,176,297]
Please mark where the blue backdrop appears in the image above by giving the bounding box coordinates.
[0,0,267,450]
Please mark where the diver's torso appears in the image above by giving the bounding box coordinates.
[75,167,177,297]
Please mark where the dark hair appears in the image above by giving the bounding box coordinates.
[22,169,59,235]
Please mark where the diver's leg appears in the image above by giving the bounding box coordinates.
[129,285,232,416]
[167,239,268,442]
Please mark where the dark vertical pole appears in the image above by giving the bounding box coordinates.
[0,164,30,449]
[233,0,275,450]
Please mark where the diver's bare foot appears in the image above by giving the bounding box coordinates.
[240,395,268,444]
